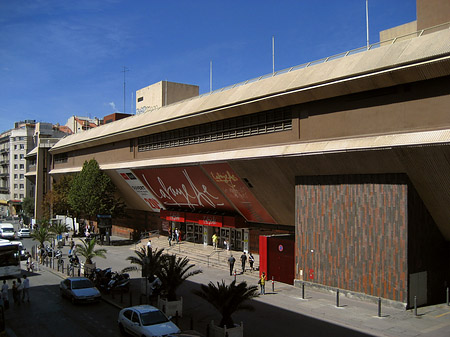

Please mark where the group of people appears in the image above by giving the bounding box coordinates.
[227,252,266,294]
[227,251,256,275]
[167,227,181,246]
[1,275,30,309]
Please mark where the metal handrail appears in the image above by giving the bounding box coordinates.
[207,249,223,267]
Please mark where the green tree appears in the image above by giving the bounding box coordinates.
[75,238,107,265]
[123,246,165,281]
[31,226,53,248]
[193,280,259,328]
[68,159,126,220]
[158,255,202,301]
[49,221,69,238]
[22,197,35,218]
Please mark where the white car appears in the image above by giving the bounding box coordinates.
[60,277,101,304]
[118,305,181,337]
[18,228,31,238]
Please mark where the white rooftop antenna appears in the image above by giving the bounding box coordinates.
[366,0,370,50]
[272,35,275,75]
[210,60,213,93]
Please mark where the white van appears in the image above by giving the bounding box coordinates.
[0,223,15,239]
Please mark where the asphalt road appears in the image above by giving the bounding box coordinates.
[3,261,121,337]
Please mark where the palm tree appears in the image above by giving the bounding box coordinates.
[193,280,259,328]
[75,238,107,265]
[31,226,53,248]
[123,246,165,281]
[158,255,202,301]
[49,222,69,244]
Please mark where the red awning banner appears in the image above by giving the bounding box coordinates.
[160,210,185,222]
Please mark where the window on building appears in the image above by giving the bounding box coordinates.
[20,144,25,149]
[14,174,18,180]
[14,194,18,199]
[14,164,18,169]
[14,145,17,150]
[19,174,24,179]
[19,164,24,169]
[14,154,18,159]
[20,154,24,160]
[19,194,24,198]
[137,97,144,102]
[19,184,24,189]
[14,184,18,189]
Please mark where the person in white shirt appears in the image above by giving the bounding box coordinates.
[1,280,9,309]
[22,275,30,302]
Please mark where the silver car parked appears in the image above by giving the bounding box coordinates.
[118,305,181,336]
[60,277,101,304]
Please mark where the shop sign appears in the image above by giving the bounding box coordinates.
[198,214,222,227]
[133,166,234,212]
[161,210,185,222]
[203,163,277,224]
[117,169,163,212]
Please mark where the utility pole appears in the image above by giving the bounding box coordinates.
[122,66,129,113]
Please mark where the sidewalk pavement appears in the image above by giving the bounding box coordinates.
[41,235,450,337]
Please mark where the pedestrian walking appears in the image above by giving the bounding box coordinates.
[26,253,32,272]
[249,253,255,271]
[12,280,19,306]
[16,278,23,303]
[168,228,172,246]
[228,254,236,276]
[146,239,152,250]
[175,228,180,243]
[22,275,30,302]
[240,252,247,273]
[69,238,75,254]
[2,280,9,310]
[212,233,218,249]
[259,272,266,295]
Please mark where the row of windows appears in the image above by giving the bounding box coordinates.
[13,174,24,180]
[13,194,25,199]
[137,109,293,152]
[54,153,68,164]
[13,184,25,190]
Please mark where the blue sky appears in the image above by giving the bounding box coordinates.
[0,0,416,130]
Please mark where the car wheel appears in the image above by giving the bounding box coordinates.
[118,323,125,335]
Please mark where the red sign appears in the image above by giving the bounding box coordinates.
[160,210,185,222]
[203,163,276,224]
[133,166,234,212]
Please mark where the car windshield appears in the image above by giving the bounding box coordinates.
[72,279,94,289]
[3,229,14,233]
[140,310,169,326]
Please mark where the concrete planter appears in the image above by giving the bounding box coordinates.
[82,262,96,277]
[209,321,243,337]
[157,296,183,317]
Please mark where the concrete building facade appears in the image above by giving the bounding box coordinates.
[48,0,450,308]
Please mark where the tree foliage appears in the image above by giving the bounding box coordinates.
[22,197,35,217]
[158,254,202,301]
[75,238,107,265]
[193,280,259,328]
[67,159,126,220]
[31,226,54,248]
[123,246,165,281]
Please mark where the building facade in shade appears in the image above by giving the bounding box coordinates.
[25,122,70,220]
[48,0,450,308]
